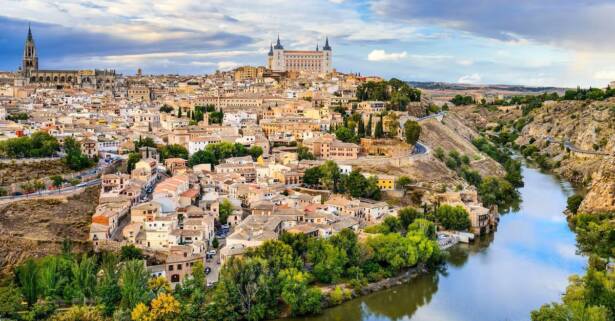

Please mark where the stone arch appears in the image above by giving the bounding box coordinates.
[45,76,51,82]
[53,76,58,82]
[60,76,65,82]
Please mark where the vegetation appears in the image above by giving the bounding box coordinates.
[0,132,60,158]
[567,195,584,214]
[188,142,263,167]
[297,146,315,160]
[7,112,29,122]
[63,137,94,171]
[159,105,174,113]
[532,211,615,320]
[435,205,471,231]
[218,199,233,225]
[303,161,381,200]
[356,78,421,110]
[403,120,421,145]
[158,144,189,161]
[450,95,475,106]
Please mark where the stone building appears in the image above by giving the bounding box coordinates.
[17,25,117,91]
[267,35,332,74]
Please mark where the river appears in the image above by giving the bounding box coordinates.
[286,166,586,321]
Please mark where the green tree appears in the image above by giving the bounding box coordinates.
[297,146,316,160]
[63,137,93,170]
[96,253,121,316]
[50,175,64,188]
[374,117,384,138]
[320,160,340,191]
[366,114,373,137]
[16,259,39,306]
[188,149,216,167]
[219,199,233,225]
[127,152,142,173]
[478,176,518,208]
[398,207,423,229]
[67,254,97,304]
[307,238,347,284]
[403,121,421,145]
[435,204,470,231]
[334,127,356,143]
[302,166,322,186]
[120,245,143,261]
[278,268,322,316]
[120,260,150,310]
[396,176,413,189]
[159,144,189,160]
[159,105,174,113]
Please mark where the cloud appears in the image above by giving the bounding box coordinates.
[217,61,241,71]
[367,50,408,61]
[371,0,615,52]
[456,59,473,66]
[594,70,615,80]
[457,73,481,84]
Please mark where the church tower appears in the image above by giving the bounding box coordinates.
[22,24,39,77]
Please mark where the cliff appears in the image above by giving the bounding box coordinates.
[578,157,615,214]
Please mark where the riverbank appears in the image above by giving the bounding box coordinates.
[283,165,586,321]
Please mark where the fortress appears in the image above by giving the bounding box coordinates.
[267,35,332,74]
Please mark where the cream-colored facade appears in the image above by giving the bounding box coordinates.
[268,36,332,74]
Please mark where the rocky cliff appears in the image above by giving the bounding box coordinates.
[578,157,615,214]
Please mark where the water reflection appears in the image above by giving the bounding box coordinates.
[284,166,586,321]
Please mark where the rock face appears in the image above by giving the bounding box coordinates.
[579,157,615,214]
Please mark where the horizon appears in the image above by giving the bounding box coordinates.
[2,1,615,88]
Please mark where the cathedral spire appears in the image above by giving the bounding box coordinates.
[268,42,273,56]
[27,23,33,41]
[323,36,331,51]
[316,42,319,51]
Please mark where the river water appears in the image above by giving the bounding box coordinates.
[286,166,586,321]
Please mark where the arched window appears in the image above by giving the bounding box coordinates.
[171,274,180,283]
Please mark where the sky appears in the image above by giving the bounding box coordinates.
[2,0,615,87]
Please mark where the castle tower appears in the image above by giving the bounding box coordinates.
[22,24,39,77]
[267,43,274,70]
[322,37,332,74]
[271,34,285,72]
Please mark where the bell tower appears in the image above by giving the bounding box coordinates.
[22,24,39,77]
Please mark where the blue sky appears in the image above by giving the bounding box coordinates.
[2,0,615,87]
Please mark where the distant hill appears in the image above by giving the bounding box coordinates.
[406,81,566,93]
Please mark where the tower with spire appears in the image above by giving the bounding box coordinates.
[22,23,39,77]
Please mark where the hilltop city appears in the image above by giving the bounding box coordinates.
[0,23,614,321]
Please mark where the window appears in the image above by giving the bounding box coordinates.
[168,265,173,271]
[177,264,182,270]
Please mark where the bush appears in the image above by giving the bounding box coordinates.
[567,195,584,214]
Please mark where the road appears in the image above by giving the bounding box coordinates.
[0,178,101,202]
[546,136,610,156]
[205,238,225,285]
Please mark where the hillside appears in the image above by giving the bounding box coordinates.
[516,99,614,185]
[0,186,99,275]
[449,99,614,215]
